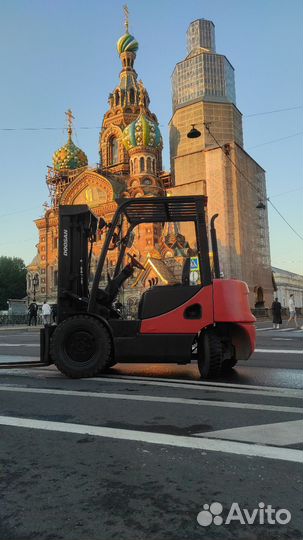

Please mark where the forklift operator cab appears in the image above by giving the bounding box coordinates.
[41,196,256,379]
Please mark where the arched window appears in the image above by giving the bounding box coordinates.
[255,286,264,308]
[115,91,120,106]
[152,159,156,173]
[130,160,133,174]
[109,137,119,165]
[130,88,135,104]
[147,157,151,172]
[140,157,145,172]
[134,158,138,173]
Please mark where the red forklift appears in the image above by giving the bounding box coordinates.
[41,195,256,378]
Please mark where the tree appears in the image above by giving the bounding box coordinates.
[0,256,27,310]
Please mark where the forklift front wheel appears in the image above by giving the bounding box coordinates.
[50,314,112,378]
[198,331,223,379]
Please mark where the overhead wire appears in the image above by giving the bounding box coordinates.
[0,104,302,131]
[267,199,303,241]
[244,105,302,118]
[270,188,302,199]
[0,110,302,240]
[0,126,100,131]
[247,132,303,149]
[0,207,42,219]
[203,123,303,242]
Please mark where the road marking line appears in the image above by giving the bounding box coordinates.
[0,385,301,414]
[89,376,303,399]
[100,373,302,393]
[0,415,301,463]
[256,327,274,332]
[272,338,292,341]
[279,328,301,332]
[255,348,303,354]
[0,356,40,364]
[4,344,301,352]
[0,344,39,347]
[256,328,302,333]
[0,364,301,398]
[196,420,303,447]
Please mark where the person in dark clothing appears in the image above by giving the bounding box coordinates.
[272,297,282,329]
[51,304,57,323]
[28,302,38,326]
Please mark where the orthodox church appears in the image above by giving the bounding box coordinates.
[27,18,188,314]
[27,14,274,310]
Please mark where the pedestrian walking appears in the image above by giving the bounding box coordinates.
[271,297,282,329]
[51,304,57,323]
[287,294,298,328]
[42,301,52,326]
[28,302,38,326]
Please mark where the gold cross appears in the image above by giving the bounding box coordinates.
[65,109,74,130]
[123,4,129,33]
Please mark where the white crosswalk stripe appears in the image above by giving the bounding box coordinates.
[0,415,301,463]
[0,384,302,413]
[195,420,303,447]
[0,369,302,464]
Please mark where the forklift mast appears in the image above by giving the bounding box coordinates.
[57,205,98,323]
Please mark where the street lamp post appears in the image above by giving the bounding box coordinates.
[33,275,39,302]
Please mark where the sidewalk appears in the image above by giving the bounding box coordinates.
[0,320,302,332]
[0,325,42,332]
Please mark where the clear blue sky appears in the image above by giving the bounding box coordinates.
[0,0,302,274]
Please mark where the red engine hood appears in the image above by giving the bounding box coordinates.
[213,279,256,323]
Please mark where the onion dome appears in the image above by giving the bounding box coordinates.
[122,113,162,151]
[117,32,139,55]
[53,129,88,172]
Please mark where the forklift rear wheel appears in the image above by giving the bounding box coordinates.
[198,331,223,379]
[50,315,112,378]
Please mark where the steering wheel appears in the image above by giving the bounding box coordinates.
[127,253,145,270]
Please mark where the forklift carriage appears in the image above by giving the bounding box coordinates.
[41,195,256,378]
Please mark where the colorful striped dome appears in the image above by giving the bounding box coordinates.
[122,113,162,151]
[117,32,139,55]
[53,135,88,172]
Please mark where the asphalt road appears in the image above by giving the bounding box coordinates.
[0,323,302,539]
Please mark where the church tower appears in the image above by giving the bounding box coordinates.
[99,11,163,194]
[122,80,163,198]
[169,19,273,308]
[27,11,169,305]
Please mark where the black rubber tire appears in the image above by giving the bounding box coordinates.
[222,357,238,372]
[100,356,117,372]
[50,315,112,378]
[198,331,223,379]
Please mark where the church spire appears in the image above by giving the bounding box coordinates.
[123,4,129,34]
[65,108,74,142]
[52,110,87,173]
[117,5,138,66]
